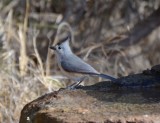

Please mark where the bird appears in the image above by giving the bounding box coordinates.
[50,35,116,89]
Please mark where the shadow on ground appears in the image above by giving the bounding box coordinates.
[78,81,160,104]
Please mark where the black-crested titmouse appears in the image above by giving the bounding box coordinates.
[50,36,116,89]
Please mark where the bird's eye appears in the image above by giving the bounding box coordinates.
[58,46,61,49]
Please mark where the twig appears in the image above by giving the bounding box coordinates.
[32,30,44,78]
[45,38,52,76]
[19,0,30,76]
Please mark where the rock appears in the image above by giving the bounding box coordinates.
[19,65,160,123]
[19,87,160,123]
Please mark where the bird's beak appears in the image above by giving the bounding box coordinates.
[50,46,56,50]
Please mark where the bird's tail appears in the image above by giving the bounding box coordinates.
[98,73,117,81]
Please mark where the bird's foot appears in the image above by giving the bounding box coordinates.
[66,81,81,90]
[65,76,87,90]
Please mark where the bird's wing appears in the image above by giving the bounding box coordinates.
[61,55,99,75]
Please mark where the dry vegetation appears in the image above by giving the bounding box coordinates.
[0,0,160,123]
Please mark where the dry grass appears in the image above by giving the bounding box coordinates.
[0,11,63,123]
[0,1,160,123]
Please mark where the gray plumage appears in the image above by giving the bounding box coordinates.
[61,54,99,74]
[50,36,116,88]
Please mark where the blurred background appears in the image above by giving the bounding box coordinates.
[0,0,160,122]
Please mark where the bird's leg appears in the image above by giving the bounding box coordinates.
[66,76,87,90]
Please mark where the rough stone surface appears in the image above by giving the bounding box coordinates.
[19,65,160,123]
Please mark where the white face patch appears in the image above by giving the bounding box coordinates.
[55,45,64,55]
